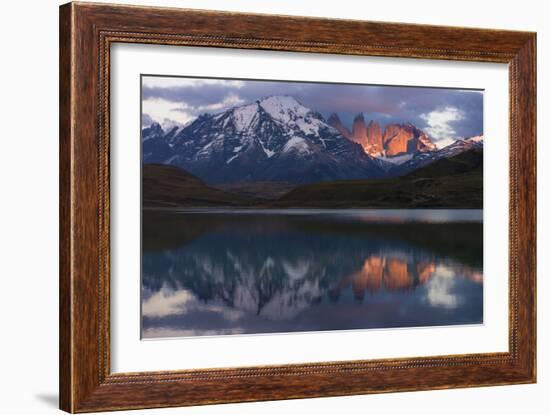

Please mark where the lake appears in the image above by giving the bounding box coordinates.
[141,209,483,338]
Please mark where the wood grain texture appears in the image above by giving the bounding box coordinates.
[59,3,73,411]
[59,2,537,412]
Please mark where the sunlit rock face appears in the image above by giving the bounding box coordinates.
[383,123,436,156]
[351,113,368,146]
[327,114,436,158]
[329,115,385,157]
[383,124,411,156]
[365,120,384,156]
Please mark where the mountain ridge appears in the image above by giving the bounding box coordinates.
[142,95,483,185]
[143,95,384,185]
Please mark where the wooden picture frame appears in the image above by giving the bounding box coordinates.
[59,2,536,412]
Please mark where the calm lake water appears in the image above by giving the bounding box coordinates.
[141,209,483,339]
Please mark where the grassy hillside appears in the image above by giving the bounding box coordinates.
[274,148,483,208]
[142,164,253,207]
[408,147,482,178]
[143,149,482,209]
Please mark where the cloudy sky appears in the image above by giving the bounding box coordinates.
[142,75,483,146]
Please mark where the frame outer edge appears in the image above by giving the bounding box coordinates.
[67,2,103,412]
[59,2,75,413]
[532,33,537,383]
[508,33,537,383]
[518,33,537,382]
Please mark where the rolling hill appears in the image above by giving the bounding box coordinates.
[142,164,254,207]
[273,148,483,208]
[143,148,482,209]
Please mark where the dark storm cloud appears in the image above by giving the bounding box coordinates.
[142,77,483,141]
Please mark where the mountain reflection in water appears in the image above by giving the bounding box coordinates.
[141,209,483,338]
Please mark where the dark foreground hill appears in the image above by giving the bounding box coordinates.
[143,148,482,209]
[274,148,483,208]
[142,164,253,207]
[213,181,297,200]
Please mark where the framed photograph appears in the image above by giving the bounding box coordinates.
[59,2,536,412]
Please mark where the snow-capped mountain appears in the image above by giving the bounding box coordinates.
[142,122,172,163]
[143,95,383,184]
[143,95,483,184]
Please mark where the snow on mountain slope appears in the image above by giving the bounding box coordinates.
[466,135,483,143]
[142,95,482,184]
[282,136,313,155]
[378,153,414,165]
[143,95,383,184]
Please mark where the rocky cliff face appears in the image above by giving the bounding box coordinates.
[327,113,352,140]
[348,114,385,157]
[383,123,411,156]
[383,122,436,156]
[366,120,384,156]
[351,113,368,145]
[142,122,173,163]
[328,114,436,158]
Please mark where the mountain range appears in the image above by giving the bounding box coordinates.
[142,95,483,185]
